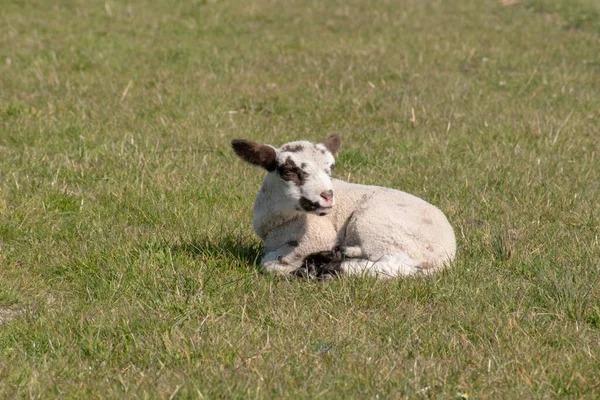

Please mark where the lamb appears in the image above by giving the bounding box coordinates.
[231,134,456,278]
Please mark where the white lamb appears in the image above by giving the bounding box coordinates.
[232,135,456,278]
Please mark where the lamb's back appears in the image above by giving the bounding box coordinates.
[331,179,456,262]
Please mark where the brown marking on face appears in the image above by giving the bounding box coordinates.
[278,157,308,186]
[320,134,341,154]
[426,245,434,253]
[422,218,433,225]
[326,163,335,175]
[281,144,304,152]
[299,196,319,212]
[231,139,277,171]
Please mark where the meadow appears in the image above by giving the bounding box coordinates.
[1,0,599,398]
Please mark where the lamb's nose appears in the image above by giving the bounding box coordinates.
[320,190,334,202]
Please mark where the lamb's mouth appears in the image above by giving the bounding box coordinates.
[299,197,333,214]
[316,206,333,216]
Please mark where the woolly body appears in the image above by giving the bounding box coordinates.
[232,136,456,278]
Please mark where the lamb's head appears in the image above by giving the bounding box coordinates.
[232,135,341,216]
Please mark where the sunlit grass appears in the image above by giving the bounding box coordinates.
[1,0,599,398]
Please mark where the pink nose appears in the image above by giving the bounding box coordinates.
[320,190,334,203]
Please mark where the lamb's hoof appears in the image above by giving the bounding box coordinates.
[332,245,342,259]
[299,251,343,280]
[294,265,318,279]
[316,259,343,279]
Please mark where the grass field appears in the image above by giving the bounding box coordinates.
[1,0,599,398]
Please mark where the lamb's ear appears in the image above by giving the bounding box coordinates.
[231,139,277,172]
[320,134,341,155]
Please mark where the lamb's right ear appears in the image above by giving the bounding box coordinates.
[231,139,277,172]
[321,134,342,155]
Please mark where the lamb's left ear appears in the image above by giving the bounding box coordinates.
[320,134,342,155]
[231,139,278,172]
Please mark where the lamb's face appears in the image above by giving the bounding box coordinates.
[275,141,337,216]
[231,135,341,217]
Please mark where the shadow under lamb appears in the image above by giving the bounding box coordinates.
[231,134,456,279]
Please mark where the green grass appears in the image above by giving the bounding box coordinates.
[1,0,599,397]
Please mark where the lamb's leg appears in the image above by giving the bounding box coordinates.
[340,253,422,278]
[331,245,422,277]
[339,246,364,258]
[263,247,423,279]
[261,215,339,277]
[336,203,430,277]
[262,241,338,277]
[261,251,301,276]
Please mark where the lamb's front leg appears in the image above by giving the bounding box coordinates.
[264,248,344,279]
[262,242,333,276]
[261,244,305,276]
[261,216,338,277]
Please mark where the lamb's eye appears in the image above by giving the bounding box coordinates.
[279,167,298,181]
[330,164,335,171]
